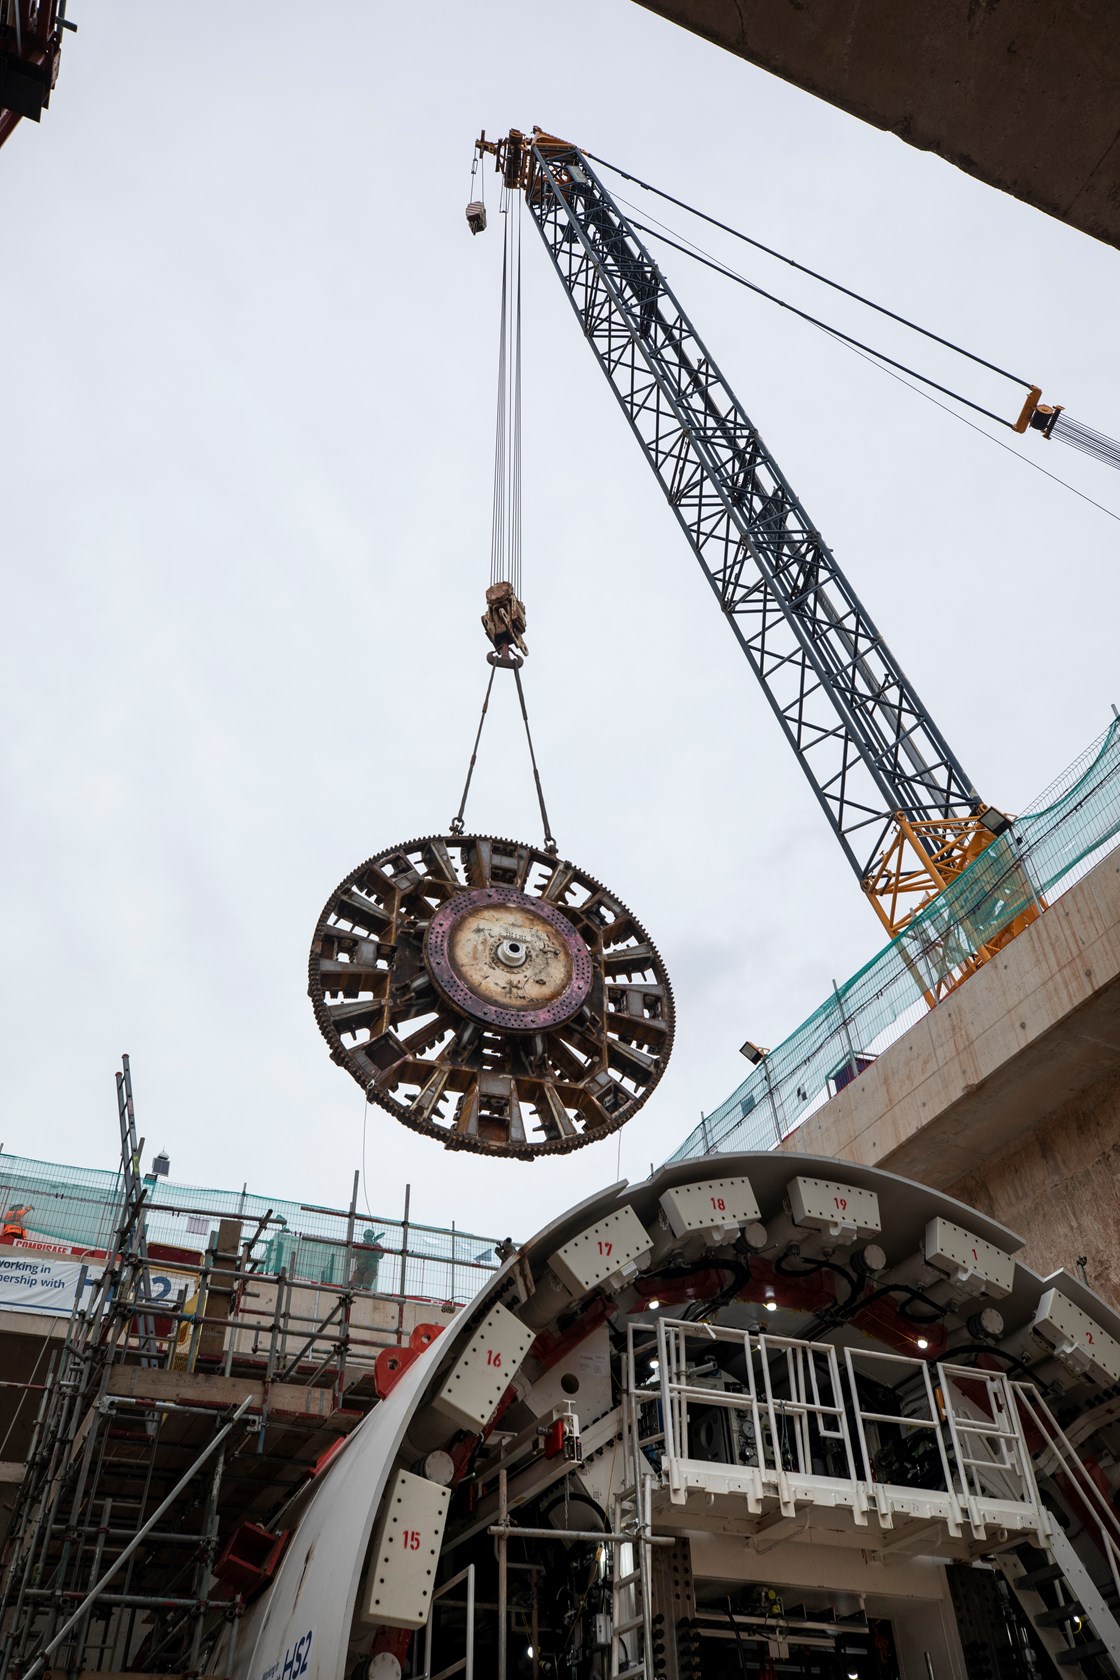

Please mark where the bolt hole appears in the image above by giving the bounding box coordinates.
[560,1372,580,1394]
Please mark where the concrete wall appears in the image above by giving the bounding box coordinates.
[780,852,1120,1300]
[948,1064,1120,1297]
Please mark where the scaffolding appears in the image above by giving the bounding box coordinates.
[0,1059,500,1680]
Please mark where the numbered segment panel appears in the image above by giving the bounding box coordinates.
[924,1216,1014,1297]
[788,1176,881,1239]
[1032,1288,1120,1386]
[431,1301,536,1433]
[548,1205,653,1297]
[660,1175,760,1239]
[363,1469,451,1629]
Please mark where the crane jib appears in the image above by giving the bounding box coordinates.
[521,138,983,903]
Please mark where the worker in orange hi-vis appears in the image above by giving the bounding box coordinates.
[0,1204,32,1243]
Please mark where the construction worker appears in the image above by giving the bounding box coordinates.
[1,1204,32,1243]
[352,1229,385,1292]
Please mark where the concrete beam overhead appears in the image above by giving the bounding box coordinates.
[634,1,1120,250]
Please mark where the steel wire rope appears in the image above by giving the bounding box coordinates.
[1048,411,1120,471]
[512,194,523,598]
[449,665,498,835]
[513,662,557,853]
[605,182,1120,500]
[821,326,1120,525]
[490,198,511,587]
[607,198,1120,526]
[490,189,526,595]
[453,188,560,849]
[585,149,1035,390]
[623,212,1018,429]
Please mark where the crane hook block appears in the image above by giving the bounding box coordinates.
[482,580,527,660]
[466,200,487,235]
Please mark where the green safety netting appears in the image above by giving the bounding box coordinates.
[669,715,1120,1162]
[0,1152,500,1301]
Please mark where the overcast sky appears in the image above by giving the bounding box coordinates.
[2,2,1117,1245]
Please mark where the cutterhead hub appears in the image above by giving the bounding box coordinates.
[425,888,591,1031]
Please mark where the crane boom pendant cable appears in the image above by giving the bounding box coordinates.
[584,147,1035,390]
[589,148,1120,476]
[624,212,1021,432]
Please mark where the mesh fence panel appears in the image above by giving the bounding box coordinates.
[670,716,1120,1161]
[0,1153,500,1304]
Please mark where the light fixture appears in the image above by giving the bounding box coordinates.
[647,1297,661,1310]
[765,1299,778,1313]
[1072,1615,1083,1633]
[916,1337,929,1350]
[848,1671,860,1679]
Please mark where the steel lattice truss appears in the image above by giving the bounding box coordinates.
[524,141,980,883]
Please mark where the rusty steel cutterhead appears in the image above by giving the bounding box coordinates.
[425,885,593,1032]
[307,834,674,1160]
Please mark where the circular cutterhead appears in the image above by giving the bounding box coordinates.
[425,887,592,1031]
[307,834,674,1160]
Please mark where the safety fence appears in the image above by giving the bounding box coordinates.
[670,714,1120,1161]
[0,1151,501,1307]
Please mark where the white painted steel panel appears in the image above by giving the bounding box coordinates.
[548,1206,652,1295]
[523,1323,613,1426]
[362,1469,450,1628]
[431,1301,536,1432]
[233,1315,455,1680]
[1033,1288,1120,1384]
[924,1216,1014,1297]
[660,1176,760,1238]
[788,1175,880,1238]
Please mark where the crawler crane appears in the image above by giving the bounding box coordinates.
[475,129,1039,991]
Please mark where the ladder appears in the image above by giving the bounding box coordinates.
[1001,1527,1120,1676]
[995,1380,1120,1677]
[609,1476,654,1679]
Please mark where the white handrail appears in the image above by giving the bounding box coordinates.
[1013,1380,1120,1603]
[648,1320,1047,1539]
[423,1562,475,1680]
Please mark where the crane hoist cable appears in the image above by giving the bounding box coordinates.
[450,187,557,853]
[587,148,1120,474]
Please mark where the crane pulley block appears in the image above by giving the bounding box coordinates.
[481,580,527,663]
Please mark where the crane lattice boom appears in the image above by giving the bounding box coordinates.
[481,128,1032,964]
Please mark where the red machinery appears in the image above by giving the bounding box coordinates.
[0,0,70,149]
